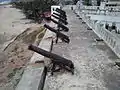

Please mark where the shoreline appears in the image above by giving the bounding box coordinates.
[0,5,39,50]
[0,4,45,90]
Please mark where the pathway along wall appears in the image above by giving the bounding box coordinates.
[75,8,120,59]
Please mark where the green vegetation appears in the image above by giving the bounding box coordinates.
[12,0,58,23]
[83,0,92,6]
[97,0,101,6]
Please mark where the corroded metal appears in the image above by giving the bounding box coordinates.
[44,24,70,43]
[28,44,74,75]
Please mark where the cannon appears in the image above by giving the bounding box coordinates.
[105,23,109,30]
[56,8,66,13]
[44,17,69,32]
[56,8,66,15]
[111,22,117,33]
[53,12,67,20]
[106,22,118,33]
[28,44,74,75]
[44,24,70,43]
[51,14,68,25]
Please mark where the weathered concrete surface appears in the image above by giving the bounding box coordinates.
[44,9,120,90]
[16,28,53,90]
[15,66,44,90]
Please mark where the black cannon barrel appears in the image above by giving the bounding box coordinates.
[56,10,66,16]
[53,12,67,20]
[52,14,67,21]
[28,44,74,68]
[44,24,70,43]
[56,9,66,16]
[105,23,109,29]
[56,8,66,15]
[50,18,69,32]
[44,17,69,32]
[56,8,66,13]
[51,14,68,25]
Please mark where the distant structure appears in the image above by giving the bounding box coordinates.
[105,1,120,7]
[91,0,97,6]
[91,0,120,6]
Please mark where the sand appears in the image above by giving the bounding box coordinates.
[0,5,39,50]
[0,4,46,90]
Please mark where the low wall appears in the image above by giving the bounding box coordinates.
[16,27,54,90]
[76,10,120,59]
[63,5,76,10]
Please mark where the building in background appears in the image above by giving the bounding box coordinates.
[91,0,105,6]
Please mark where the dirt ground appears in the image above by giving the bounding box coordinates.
[0,26,46,89]
[44,9,120,90]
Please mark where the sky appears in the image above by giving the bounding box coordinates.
[0,0,11,3]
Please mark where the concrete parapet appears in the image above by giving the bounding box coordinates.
[76,9,120,59]
[16,28,54,90]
